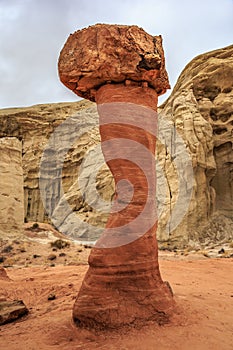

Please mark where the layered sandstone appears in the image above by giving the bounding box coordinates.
[0,101,113,241]
[157,44,233,246]
[0,137,24,237]
[59,23,174,329]
[0,45,232,248]
[72,90,174,329]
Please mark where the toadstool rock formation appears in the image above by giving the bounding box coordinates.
[58,24,174,329]
[0,45,232,248]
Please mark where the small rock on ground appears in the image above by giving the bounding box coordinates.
[0,300,29,325]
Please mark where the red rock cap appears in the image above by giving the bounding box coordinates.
[58,23,170,101]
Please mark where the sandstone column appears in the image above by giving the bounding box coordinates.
[0,137,24,237]
[59,24,174,329]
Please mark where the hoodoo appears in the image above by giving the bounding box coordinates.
[58,24,174,329]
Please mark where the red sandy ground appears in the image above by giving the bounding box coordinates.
[0,258,233,350]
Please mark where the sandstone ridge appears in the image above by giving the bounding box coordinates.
[157,44,233,246]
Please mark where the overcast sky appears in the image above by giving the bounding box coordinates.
[0,0,232,108]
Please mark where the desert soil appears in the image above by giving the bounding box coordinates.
[0,224,233,349]
[0,253,233,350]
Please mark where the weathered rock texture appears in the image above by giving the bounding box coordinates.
[0,267,10,281]
[59,23,174,329]
[0,300,28,326]
[0,137,24,237]
[157,44,233,247]
[0,45,232,248]
[58,23,170,101]
[72,87,174,328]
[0,101,114,241]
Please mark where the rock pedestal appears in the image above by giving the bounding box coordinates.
[59,23,174,329]
[72,84,174,328]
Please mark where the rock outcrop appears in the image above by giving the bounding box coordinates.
[157,44,233,247]
[0,101,114,242]
[0,101,96,225]
[58,23,170,101]
[0,45,232,248]
[0,300,28,326]
[0,137,24,237]
[0,267,10,280]
[59,23,174,329]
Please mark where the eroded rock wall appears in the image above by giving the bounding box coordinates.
[0,100,95,225]
[157,44,233,246]
[0,101,112,241]
[0,137,24,237]
[0,45,232,246]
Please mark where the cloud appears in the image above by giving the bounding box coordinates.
[0,0,232,108]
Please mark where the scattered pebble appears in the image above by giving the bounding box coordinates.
[0,257,5,263]
[1,246,13,254]
[59,252,66,257]
[83,244,92,249]
[47,254,57,261]
[50,239,70,250]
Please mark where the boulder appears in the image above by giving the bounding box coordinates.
[0,300,28,326]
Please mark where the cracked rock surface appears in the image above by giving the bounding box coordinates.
[0,300,28,326]
[58,23,170,101]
